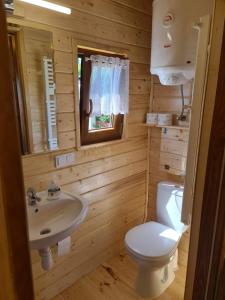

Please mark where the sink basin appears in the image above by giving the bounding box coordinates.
[26,191,88,250]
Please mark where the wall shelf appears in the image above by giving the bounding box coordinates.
[140,122,189,176]
[140,123,190,131]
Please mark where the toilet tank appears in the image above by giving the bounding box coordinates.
[157,182,185,233]
[150,0,213,85]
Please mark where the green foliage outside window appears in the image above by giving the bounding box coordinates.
[91,115,113,129]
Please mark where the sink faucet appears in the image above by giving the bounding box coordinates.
[27,187,41,206]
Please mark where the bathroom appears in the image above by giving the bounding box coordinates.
[0,0,225,299]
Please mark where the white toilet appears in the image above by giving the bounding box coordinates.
[125,181,187,298]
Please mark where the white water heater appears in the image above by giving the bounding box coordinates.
[150,0,213,85]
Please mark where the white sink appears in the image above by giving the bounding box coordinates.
[26,191,88,250]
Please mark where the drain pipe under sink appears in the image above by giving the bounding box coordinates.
[39,247,53,271]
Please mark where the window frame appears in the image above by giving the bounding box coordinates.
[78,48,126,146]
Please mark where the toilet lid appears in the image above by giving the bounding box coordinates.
[125,221,181,259]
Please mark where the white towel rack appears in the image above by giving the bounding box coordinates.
[42,57,58,150]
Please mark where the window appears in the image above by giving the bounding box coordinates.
[78,48,129,146]
[8,32,29,155]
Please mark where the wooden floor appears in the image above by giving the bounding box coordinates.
[53,252,187,300]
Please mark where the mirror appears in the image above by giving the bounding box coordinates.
[8,26,58,155]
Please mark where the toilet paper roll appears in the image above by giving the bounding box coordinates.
[157,113,173,126]
[146,113,158,125]
[58,236,71,257]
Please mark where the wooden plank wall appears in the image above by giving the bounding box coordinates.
[9,1,152,299]
[148,76,192,270]
[22,28,52,153]
[54,38,76,150]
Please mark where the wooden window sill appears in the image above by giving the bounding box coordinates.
[77,136,128,151]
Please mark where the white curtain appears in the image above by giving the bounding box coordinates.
[88,55,129,115]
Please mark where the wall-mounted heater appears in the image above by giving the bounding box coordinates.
[4,0,14,15]
[42,57,58,151]
[150,0,212,85]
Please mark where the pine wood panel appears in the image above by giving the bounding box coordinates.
[11,2,189,300]
[160,139,188,156]
[56,94,75,113]
[57,113,76,132]
[130,63,151,79]
[21,27,52,153]
[58,131,76,150]
[9,1,153,299]
[153,77,192,113]
[128,109,147,124]
[55,73,74,94]
[159,152,187,175]
[128,124,148,138]
[14,2,151,48]
[130,79,150,95]
[22,136,147,177]
[113,0,152,15]
[54,51,73,74]
[24,148,147,191]
[62,160,147,195]
[54,0,152,31]
[9,17,151,64]
[129,95,149,110]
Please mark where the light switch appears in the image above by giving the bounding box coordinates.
[55,152,75,168]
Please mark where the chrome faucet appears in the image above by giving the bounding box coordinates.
[27,187,41,206]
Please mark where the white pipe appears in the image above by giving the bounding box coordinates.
[39,247,53,271]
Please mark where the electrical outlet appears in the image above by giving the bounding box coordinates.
[55,152,75,168]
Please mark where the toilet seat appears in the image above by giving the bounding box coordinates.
[125,221,181,262]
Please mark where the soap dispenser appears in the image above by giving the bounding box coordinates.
[47,180,61,200]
